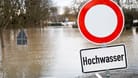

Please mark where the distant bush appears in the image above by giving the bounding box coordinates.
[48,22,64,26]
[72,24,78,28]
[123,9,133,29]
[123,8,138,28]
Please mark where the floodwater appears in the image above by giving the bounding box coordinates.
[0,26,138,78]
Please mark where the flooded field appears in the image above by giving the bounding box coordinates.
[0,26,138,78]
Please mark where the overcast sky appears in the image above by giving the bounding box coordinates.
[52,0,73,14]
[52,0,73,7]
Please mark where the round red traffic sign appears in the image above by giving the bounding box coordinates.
[78,0,124,44]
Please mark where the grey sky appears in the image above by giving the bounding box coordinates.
[52,0,73,7]
[52,0,73,14]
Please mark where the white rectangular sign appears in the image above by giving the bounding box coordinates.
[80,44,127,73]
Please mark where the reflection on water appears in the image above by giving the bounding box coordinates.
[0,27,138,78]
[0,28,53,78]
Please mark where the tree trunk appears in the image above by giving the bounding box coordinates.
[0,28,5,78]
[116,0,121,6]
[0,29,4,48]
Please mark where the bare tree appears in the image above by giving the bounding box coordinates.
[25,0,52,26]
[0,0,21,48]
[0,0,52,47]
[72,0,87,27]
[49,7,58,22]
[114,0,121,6]
[62,7,72,21]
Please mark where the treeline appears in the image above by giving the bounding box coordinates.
[0,0,52,29]
[124,8,138,28]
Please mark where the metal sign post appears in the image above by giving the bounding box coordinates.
[102,45,110,78]
[106,70,110,78]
